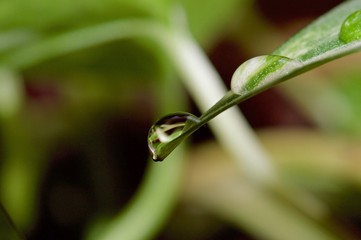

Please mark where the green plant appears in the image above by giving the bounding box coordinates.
[149,1,361,163]
[2,0,361,240]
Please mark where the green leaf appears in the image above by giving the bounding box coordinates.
[231,0,361,97]
[150,0,361,161]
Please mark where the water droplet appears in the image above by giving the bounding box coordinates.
[148,112,200,161]
[231,55,301,96]
[340,10,361,43]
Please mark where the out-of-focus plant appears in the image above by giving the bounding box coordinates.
[0,0,243,239]
[2,0,361,240]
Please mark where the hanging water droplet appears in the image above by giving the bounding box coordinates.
[340,10,361,43]
[231,55,302,96]
[148,112,200,161]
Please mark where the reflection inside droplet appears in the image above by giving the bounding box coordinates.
[339,10,361,43]
[148,112,200,161]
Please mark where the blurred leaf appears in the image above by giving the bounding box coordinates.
[259,128,361,191]
[0,0,172,32]
[336,70,361,136]
[24,39,165,83]
[184,141,341,240]
[179,0,249,47]
[0,203,24,240]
